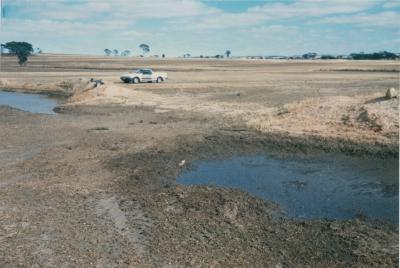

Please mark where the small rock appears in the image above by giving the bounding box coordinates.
[386,88,398,99]
[223,202,238,221]
[329,222,341,231]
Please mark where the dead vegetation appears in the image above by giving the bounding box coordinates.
[247,92,399,152]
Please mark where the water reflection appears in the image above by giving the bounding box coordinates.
[0,91,59,115]
[178,153,399,224]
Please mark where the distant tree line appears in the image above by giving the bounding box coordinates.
[302,52,317,59]
[320,55,336,59]
[104,48,129,56]
[349,51,398,60]
[102,48,398,60]
[104,44,161,57]
[297,51,399,60]
[2,40,398,65]
[187,49,232,59]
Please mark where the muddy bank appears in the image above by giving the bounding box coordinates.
[104,128,398,267]
[0,78,97,98]
[105,127,399,191]
[0,102,398,267]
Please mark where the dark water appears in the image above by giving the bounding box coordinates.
[0,91,59,115]
[178,153,399,224]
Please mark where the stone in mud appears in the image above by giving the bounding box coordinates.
[222,202,238,221]
[385,88,398,99]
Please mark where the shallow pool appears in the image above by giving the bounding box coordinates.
[178,153,399,223]
[0,91,59,115]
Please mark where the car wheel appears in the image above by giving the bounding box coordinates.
[156,77,163,83]
[133,77,140,84]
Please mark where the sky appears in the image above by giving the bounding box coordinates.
[0,0,399,56]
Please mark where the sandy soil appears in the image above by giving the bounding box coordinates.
[0,55,398,267]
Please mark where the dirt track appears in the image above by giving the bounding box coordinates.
[0,55,399,267]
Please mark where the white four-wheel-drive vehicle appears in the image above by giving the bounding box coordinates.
[120,68,168,83]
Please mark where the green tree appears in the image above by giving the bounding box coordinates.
[3,41,34,66]
[104,48,112,56]
[139,44,150,56]
[113,49,119,56]
[225,50,231,58]
[121,50,131,56]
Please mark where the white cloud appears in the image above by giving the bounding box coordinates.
[1,0,398,55]
[4,0,389,29]
[166,0,388,31]
[383,0,400,8]
[316,11,400,27]
[246,0,383,19]
[5,0,218,21]
[1,18,125,37]
[248,25,298,34]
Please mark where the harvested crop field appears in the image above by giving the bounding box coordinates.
[0,54,399,267]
